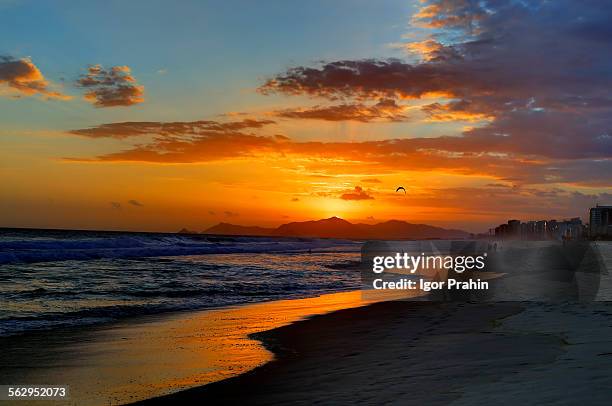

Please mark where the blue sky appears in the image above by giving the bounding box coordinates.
[0,0,416,130]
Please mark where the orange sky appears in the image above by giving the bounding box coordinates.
[1,1,611,233]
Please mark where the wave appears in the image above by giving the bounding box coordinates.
[0,232,358,264]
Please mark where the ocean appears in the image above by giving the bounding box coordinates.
[0,228,362,336]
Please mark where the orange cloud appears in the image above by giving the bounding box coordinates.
[76,64,144,107]
[62,125,539,183]
[402,39,461,62]
[0,56,69,99]
[340,186,374,200]
[65,114,612,188]
[411,1,487,31]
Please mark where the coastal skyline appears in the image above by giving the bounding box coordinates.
[2,0,612,233]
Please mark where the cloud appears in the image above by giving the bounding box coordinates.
[485,183,511,188]
[65,116,612,187]
[256,0,612,174]
[396,184,612,223]
[361,178,382,183]
[340,186,374,201]
[128,199,143,207]
[291,197,300,202]
[259,59,466,100]
[76,65,144,107]
[0,56,69,99]
[224,211,238,217]
[411,0,487,31]
[401,39,462,62]
[69,118,276,139]
[421,99,495,122]
[64,2,612,191]
[110,201,122,209]
[274,99,409,122]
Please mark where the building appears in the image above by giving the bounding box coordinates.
[494,223,509,238]
[557,217,584,240]
[590,205,612,239]
[494,217,584,240]
[508,220,521,239]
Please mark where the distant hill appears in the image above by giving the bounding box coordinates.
[204,222,275,236]
[275,216,356,238]
[202,217,469,240]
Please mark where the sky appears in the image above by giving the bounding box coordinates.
[1,0,611,233]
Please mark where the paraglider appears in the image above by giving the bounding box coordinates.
[396,186,406,194]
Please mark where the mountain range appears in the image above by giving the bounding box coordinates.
[201,216,469,240]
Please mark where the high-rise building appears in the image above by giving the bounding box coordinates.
[557,217,583,240]
[535,220,547,240]
[494,218,584,240]
[590,205,612,238]
[508,219,521,239]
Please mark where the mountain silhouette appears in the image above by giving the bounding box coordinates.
[204,222,275,236]
[203,216,469,239]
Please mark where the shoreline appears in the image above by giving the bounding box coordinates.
[134,300,534,405]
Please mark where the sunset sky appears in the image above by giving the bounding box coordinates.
[1,0,611,233]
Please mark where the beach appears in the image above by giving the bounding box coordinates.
[136,241,612,405]
[1,242,611,405]
[134,300,612,405]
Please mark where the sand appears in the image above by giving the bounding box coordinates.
[127,302,525,405]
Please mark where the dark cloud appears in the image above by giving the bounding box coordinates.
[69,118,276,139]
[291,197,300,202]
[259,59,467,100]
[274,99,409,122]
[361,178,382,183]
[76,65,144,107]
[411,0,488,31]
[258,0,612,162]
[128,199,143,207]
[224,211,238,217]
[340,186,374,201]
[110,202,122,209]
[0,56,68,99]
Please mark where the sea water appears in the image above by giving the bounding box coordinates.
[0,228,362,336]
